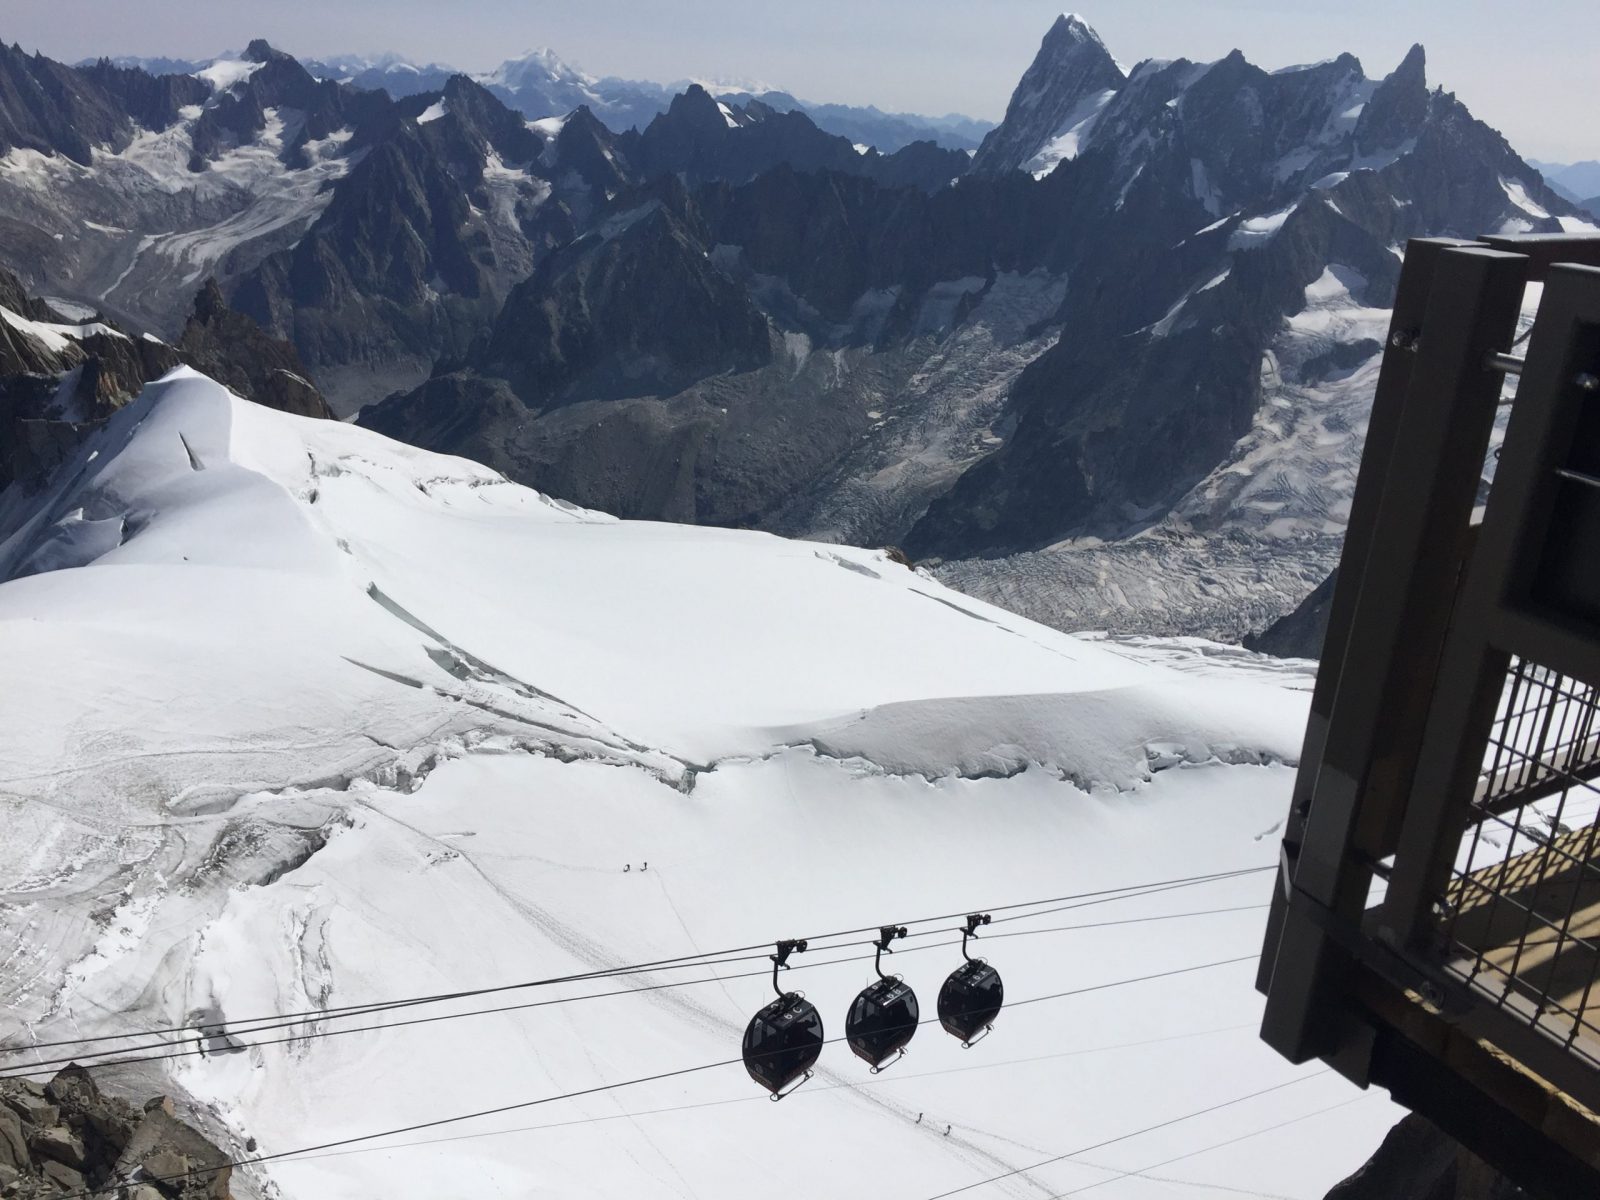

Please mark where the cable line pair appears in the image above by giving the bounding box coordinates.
[742,914,1005,1099]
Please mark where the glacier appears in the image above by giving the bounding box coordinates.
[0,370,1400,1198]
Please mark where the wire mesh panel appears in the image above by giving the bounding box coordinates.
[1438,656,1600,1067]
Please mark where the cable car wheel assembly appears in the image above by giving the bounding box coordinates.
[742,913,1005,1096]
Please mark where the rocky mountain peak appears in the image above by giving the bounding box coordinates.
[178,277,333,419]
[1356,43,1428,155]
[970,13,1126,175]
[489,45,591,90]
[1048,12,1108,49]
[243,38,284,63]
[557,103,612,145]
[664,83,732,132]
[553,103,633,192]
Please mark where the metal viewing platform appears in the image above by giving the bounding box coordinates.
[1257,233,1600,1198]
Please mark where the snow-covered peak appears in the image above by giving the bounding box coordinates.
[665,74,781,98]
[1051,12,1108,47]
[486,46,597,92]
[313,51,439,74]
[970,12,1127,175]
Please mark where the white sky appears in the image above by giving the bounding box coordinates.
[7,0,1594,162]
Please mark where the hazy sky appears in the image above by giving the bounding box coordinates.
[7,0,1594,161]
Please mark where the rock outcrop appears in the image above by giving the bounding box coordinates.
[0,266,180,492]
[1245,570,1336,658]
[1,268,332,493]
[177,279,332,419]
[0,1066,233,1199]
[1323,1113,1529,1200]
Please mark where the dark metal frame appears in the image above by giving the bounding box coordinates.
[1256,234,1600,1197]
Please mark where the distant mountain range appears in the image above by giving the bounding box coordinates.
[360,17,1592,639]
[4,38,966,411]
[4,15,1595,645]
[1529,159,1600,215]
[82,47,995,153]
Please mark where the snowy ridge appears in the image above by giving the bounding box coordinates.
[0,304,126,353]
[0,370,1396,1199]
[0,369,1301,799]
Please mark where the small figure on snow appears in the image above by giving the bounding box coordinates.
[623,864,631,872]
[641,861,649,872]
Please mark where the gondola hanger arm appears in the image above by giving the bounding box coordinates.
[873,925,908,979]
[960,913,991,962]
[769,938,808,996]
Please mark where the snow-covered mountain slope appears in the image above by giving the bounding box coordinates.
[969,13,1125,176]
[0,370,1398,1198]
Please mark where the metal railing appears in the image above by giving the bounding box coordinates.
[1442,657,1600,1067]
[1256,233,1600,1198]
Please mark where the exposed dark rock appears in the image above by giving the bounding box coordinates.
[1355,44,1428,157]
[1323,1112,1530,1199]
[1,266,329,494]
[1246,569,1337,657]
[0,41,133,164]
[0,1065,234,1199]
[26,1125,85,1170]
[552,105,635,196]
[229,116,499,401]
[625,85,856,186]
[393,74,545,193]
[350,21,1591,585]
[358,164,1060,524]
[177,279,333,419]
[619,85,966,194]
[326,46,992,152]
[1,36,967,415]
[0,263,182,491]
[902,41,1579,560]
[75,59,209,132]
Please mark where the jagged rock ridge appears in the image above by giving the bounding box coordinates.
[0,39,970,413]
[360,24,1593,645]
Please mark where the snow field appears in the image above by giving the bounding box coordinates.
[0,370,1400,1197]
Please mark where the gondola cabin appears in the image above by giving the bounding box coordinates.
[845,977,919,1071]
[938,960,1003,1045]
[742,992,824,1098]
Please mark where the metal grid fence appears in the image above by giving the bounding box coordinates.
[1440,656,1600,1066]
